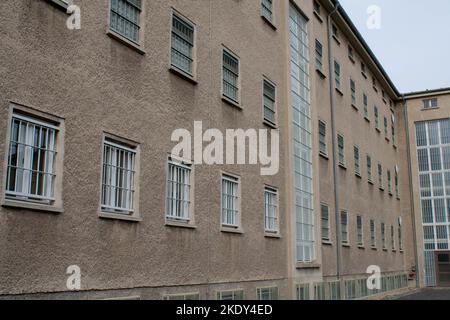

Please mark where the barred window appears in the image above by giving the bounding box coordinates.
[171,14,194,75]
[387,170,392,194]
[221,174,240,227]
[341,211,349,245]
[321,204,330,241]
[6,114,58,203]
[261,0,273,22]
[367,155,372,182]
[263,80,276,124]
[423,98,438,109]
[338,134,345,166]
[257,287,278,300]
[384,116,388,138]
[370,219,376,247]
[374,106,379,129]
[354,146,360,176]
[381,223,386,249]
[398,217,403,251]
[101,140,136,214]
[315,39,323,71]
[363,93,368,118]
[166,159,192,222]
[223,50,239,103]
[264,187,278,233]
[163,293,199,300]
[395,171,399,198]
[350,79,356,106]
[319,120,327,155]
[378,163,383,190]
[357,215,363,246]
[110,0,142,44]
[334,61,341,89]
[217,290,244,300]
[391,225,395,250]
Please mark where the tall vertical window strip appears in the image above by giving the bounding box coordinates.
[381,223,386,249]
[341,211,349,245]
[354,146,360,176]
[370,220,376,247]
[378,164,383,189]
[264,187,278,232]
[374,106,379,129]
[171,14,194,76]
[263,80,276,125]
[289,4,315,263]
[166,160,191,221]
[261,0,273,22]
[223,50,239,103]
[321,204,330,241]
[391,225,395,250]
[363,93,368,117]
[384,117,388,138]
[334,61,341,89]
[101,140,136,214]
[398,218,403,250]
[6,114,58,202]
[338,134,345,166]
[221,174,239,227]
[415,119,450,285]
[350,79,356,106]
[395,171,399,198]
[357,215,363,246]
[367,155,372,182]
[110,0,142,44]
[319,120,327,155]
[315,39,323,71]
[387,170,392,194]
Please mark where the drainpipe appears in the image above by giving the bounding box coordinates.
[326,2,342,282]
[403,95,420,288]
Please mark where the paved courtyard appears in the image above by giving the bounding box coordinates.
[396,288,450,300]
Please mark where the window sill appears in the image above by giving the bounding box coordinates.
[316,68,326,79]
[322,240,333,246]
[165,220,197,229]
[264,231,281,239]
[400,250,404,254]
[335,87,344,96]
[169,66,198,85]
[385,137,390,142]
[355,173,362,179]
[47,0,71,11]
[221,226,244,234]
[339,163,347,170]
[358,245,365,250]
[332,35,341,45]
[222,96,242,110]
[107,29,146,55]
[382,248,388,252]
[296,262,321,269]
[364,116,371,123]
[342,243,351,248]
[382,98,387,105]
[373,86,378,93]
[388,192,393,197]
[375,127,381,133]
[421,107,440,111]
[361,72,368,79]
[368,180,374,185]
[379,187,385,192]
[98,211,142,222]
[313,11,323,23]
[371,246,378,251]
[2,198,63,214]
[261,15,277,30]
[263,119,278,129]
[319,152,329,160]
[351,104,358,111]
[348,55,355,64]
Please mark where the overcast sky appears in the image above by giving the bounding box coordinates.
[339,0,450,93]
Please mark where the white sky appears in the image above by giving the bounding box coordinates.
[339,0,450,93]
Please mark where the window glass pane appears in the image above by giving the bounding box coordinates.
[428,121,440,146]
[171,15,194,75]
[416,122,427,146]
[110,0,141,43]
[440,119,450,144]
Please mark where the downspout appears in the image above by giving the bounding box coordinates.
[403,95,420,288]
[326,2,342,282]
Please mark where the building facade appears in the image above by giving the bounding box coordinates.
[0,0,447,299]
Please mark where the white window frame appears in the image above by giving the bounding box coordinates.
[222,47,241,106]
[319,120,327,156]
[170,10,196,79]
[357,215,364,247]
[221,172,241,231]
[261,0,274,23]
[163,292,200,300]
[217,289,244,300]
[370,219,377,248]
[262,78,277,127]
[264,186,279,234]
[256,286,278,300]
[321,203,330,242]
[341,210,349,245]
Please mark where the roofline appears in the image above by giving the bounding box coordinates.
[403,87,450,98]
[329,0,401,98]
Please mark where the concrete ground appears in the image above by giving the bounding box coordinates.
[394,288,450,300]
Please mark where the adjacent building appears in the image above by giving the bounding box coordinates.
[0,0,448,299]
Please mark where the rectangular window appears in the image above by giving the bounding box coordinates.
[391,225,395,250]
[321,204,330,242]
[261,0,273,22]
[171,13,194,76]
[382,90,387,103]
[357,215,363,246]
[384,116,388,138]
[378,163,383,190]
[166,159,192,222]
[361,62,367,75]
[313,0,321,15]
[257,287,278,300]
[101,139,136,215]
[350,79,356,106]
[354,146,360,176]
[297,284,310,300]
[341,211,349,245]
[372,77,377,91]
[370,219,376,247]
[374,106,379,129]
[348,45,354,59]
[314,283,326,300]
[423,98,438,109]
[221,174,240,228]
[222,50,240,103]
[381,223,386,249]
[264,187,278,233]
[392,115,396,146]
[163,293,199,300]
[367,155,372,182]
[334,61,341,90]
[395,171,399,198]
[398,218,403,251]
[319,120,327,155]
[217,290,244,300]
[338,134,345,166]
[6,113,58,203]
[332,24,339,39]
[315,39,323,71]
[263,79,276,125]
[363,94,368,118]
[109,0,142,44]
[387,170,392,194]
